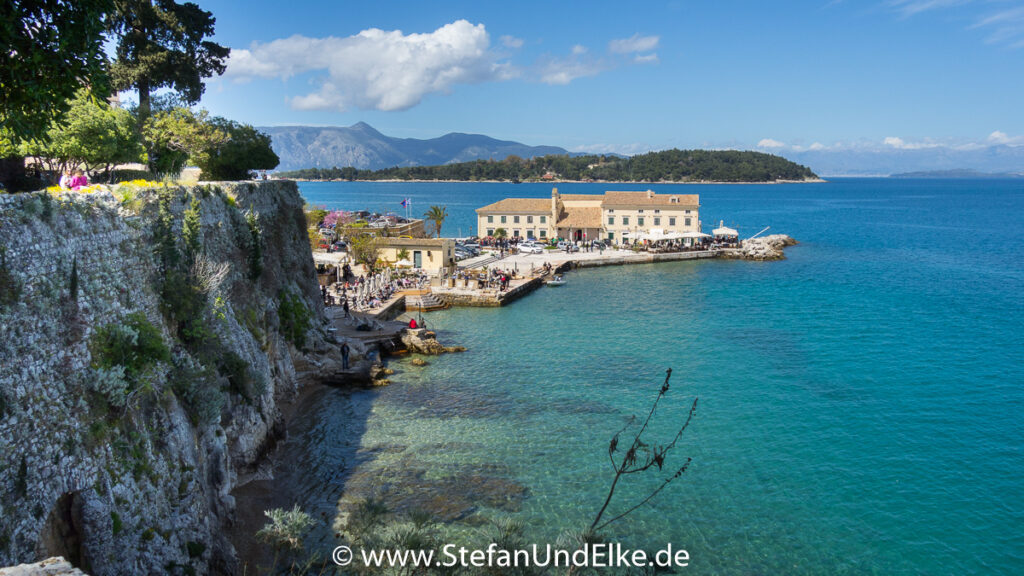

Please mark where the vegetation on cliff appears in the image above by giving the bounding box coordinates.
[277,149,818,183]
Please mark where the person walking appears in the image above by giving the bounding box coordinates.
[340,341,350,369]
[343,297,350,318]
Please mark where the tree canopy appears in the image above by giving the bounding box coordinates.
[0,0,114,142]
[20,88,143,181]
[142,107,227,177]
[196,118,280,181]
[107,0,229,118]
[277,149,818,183]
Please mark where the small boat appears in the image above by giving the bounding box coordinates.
[547,274,566,286]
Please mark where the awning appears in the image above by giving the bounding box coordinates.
[713,226,738,237]
[680,231,712,239]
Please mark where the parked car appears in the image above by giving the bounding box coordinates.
[519,242,544,254]
[556,241,578,252]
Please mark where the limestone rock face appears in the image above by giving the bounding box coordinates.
[0,182,341,575]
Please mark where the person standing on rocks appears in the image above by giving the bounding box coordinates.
[341,341,350,369]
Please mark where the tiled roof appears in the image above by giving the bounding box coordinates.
[476,198,550,213]
[601,191,700,207]
[556,207,602,229]
[378,237,451,247]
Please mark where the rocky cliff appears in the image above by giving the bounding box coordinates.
[0,181,344,574]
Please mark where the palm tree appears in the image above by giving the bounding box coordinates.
[424,205,448,238]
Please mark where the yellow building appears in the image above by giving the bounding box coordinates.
[377,237,456,274]
[476,188,700,243]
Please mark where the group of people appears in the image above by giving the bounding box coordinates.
[58,170,89,190]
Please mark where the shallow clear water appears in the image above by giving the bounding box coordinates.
[283,179,1024,574]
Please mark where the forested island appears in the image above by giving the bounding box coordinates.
[275,149,819,183]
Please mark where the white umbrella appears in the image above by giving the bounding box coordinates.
[680,231,712,239]
[713,226,738,237]
[395,259,414,267]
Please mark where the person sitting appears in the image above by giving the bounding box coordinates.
[409,318,418,329]
[69,170,89,190]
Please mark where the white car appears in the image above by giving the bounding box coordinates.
[518,242,544,254]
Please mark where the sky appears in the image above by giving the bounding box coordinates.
[189,0,1024,156]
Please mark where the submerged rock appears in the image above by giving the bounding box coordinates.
[410,358,428,367]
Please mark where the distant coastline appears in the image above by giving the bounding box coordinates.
[284,175,827,183]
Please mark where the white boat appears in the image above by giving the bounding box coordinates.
[547,275,566,286]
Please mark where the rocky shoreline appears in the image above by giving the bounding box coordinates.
[720,234,798,261]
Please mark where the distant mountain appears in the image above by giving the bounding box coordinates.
[260,122,570,171]
[777,145,1024,177]
[889,169,1024,179]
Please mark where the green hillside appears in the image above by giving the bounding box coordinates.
[276,149,818,183]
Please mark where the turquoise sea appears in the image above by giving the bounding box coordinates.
[279,179,1024,574]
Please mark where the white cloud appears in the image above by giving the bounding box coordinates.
[608,33,660,54]
[538,54,605,85]
[971,6,1024,47]
[226,20,511,112]
[572,44,588,55]
[887,0,970,18]
[501,35,524,49]
[809,142,826,150]
[987,130,1024,145]
[988,130,1011,144]
[634,53,659,63]
[884,136,948,149]
[757,138,786,148]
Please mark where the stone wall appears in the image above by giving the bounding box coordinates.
[0,181,343,575]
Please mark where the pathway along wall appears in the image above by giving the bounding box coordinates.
[0,181,345,575]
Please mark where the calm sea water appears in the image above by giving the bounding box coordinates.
[282,179,1024,574]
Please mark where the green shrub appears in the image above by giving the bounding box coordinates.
[245,210,263,281]
[90,313,170,381]
[161,269,211,348]
[110,169,156,183]
[277,290,312,349]
[186,541,206,559]
[111,511,123,535]
[219,350,257,402]
[169,357,224,426]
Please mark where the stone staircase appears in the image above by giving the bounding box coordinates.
[458,253,501,269]
[403,290,449,311]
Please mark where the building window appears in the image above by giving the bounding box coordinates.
[540,215,547,223]
[654,209,660,214]
[622,216,629,226]
[685,218,692,227]
[501,215,507,223]
[514,215,520,223]
[540,230,547,238]
[607,232,615,240]
[527,230,535,239]
[638,217,645,227]
[671,197,678,203]
[527,215,533,223]
[669,217,676,226]
[654,217,661,226]
[513,229,520,238]
[685,210,691,214]
[638,209,644,213]
[608,216,615,225]
[487,228,494,236]
[487,215,493,223]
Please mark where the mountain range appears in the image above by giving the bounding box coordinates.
[260,122,1024,176]
[259,122,570,171]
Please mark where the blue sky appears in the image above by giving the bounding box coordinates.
[191,0,1024,155]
